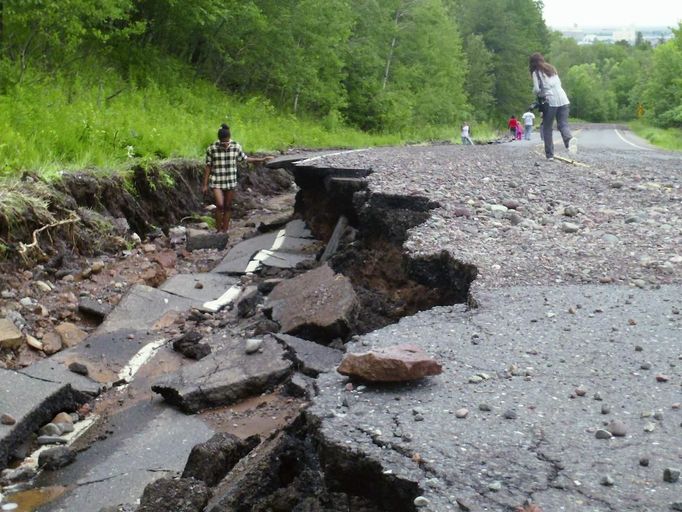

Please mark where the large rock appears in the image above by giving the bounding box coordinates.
[55,322,88,348]
[273,333,343,377]
[152,336,292,413]
[337,344,443,382]
[266,264,358,342]
[0,318,23,349]
[182,432,259,487]
[138,477,209,512]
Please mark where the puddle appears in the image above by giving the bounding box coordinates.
[1,486,67,512]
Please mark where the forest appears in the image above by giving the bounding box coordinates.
[0,0,680,173]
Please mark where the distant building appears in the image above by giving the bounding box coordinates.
[555,25,674,46]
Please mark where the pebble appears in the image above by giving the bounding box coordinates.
[656,373,670,382]
[413,496,430,508]
[1,504,19,511]
[478,403,492,412]
[671,503,682,511]
[68,362,89,376]
[488,481,502,492]
[664,468,681,483]
[639,457,649,467]
[1,413,16,425]
[468,375,483,384]
[673,403,681,410]
[455,408,469,419]
[640,362,651,370]
[607,420,627,437]
[601,475,614,486]
[39,423,62,436]
[643,422,656,433]
[37,435,67,445]
[245,338,263,354]
[575,385,587,397]
[635,345,643,352]
[595,429,612,440]
[503,410,517,420]
[601,404,611,415]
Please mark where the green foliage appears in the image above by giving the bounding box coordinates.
[630,120,682,151]
[641,25,682,127]
[564,64,617,122]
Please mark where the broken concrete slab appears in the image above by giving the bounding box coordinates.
[185,228,229,251]
[266,264,358,342]
[152,336,292,413]
[212,232,278,274]
[273,333,343,377]
[95,284,198,335]
[160,273,239,303]
[285,372,318,399]
[0,369,87,468]
[0,318,23,349]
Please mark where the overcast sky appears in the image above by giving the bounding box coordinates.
[541,0,682,28]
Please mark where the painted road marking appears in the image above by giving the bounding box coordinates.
[614,129,651,150]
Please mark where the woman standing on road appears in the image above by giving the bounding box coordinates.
[202,124,272,232]
[529,52,576,160]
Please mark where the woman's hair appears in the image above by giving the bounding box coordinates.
[218,123,230,140]
[529,52,557,77]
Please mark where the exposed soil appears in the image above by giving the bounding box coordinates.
[0,160,296,370]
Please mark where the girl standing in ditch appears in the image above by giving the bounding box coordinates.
[202,124,272,232]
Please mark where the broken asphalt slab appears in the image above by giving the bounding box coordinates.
[273,333,343,377]
[95,284,199,334]
[160,273,239,303]
[0,369,87,468]
[308,284,682,511]
[152,335,292,413]
[35,398,215,512]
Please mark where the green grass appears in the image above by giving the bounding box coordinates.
[630,120,682,152]
[0,57,468,178]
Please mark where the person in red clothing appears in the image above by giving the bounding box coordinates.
[508,116,519,140]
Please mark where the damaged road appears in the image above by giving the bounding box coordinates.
[1,131,681,512]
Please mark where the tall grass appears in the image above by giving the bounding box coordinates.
[0,58,463,178]
[630,121,682,152]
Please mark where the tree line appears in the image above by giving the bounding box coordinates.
[0,0,679,132]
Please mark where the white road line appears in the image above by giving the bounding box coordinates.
[203,284,242,312]
[118,338,168,384]
[270,229,287,250]
[614,129,651,150]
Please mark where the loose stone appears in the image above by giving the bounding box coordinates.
[1,413,16,425]
[478,403,492,412]
[640,362,651,370]
[595,429,612,440]
[245,338,263,354]
[488,481,502,492]
[607,420,627,437]
[413,496,430,507]
[455,408,469,419]
[575,385,587,397]
[640,457,650,467]
[68,362,89,376]
[503,410,517,420]
[656,374,670,382]
[644,422,656,433]
[601,475,615,486]
[601,404,611,415]
[663,468,681,483]
[37,435,67,445]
